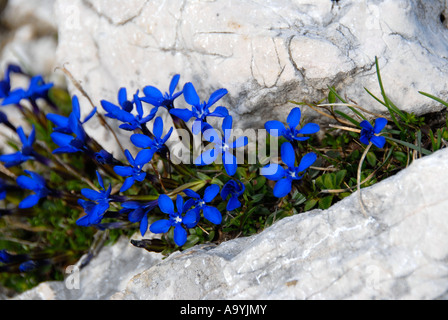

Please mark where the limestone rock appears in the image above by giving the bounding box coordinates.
[13,234,162,300]
[53,0,448,134]
[12,147,448,300]
[110,148,448,300]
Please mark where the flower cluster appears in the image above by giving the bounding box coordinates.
[0,60,389,282]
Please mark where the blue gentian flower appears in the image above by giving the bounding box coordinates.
[94,149,121,165]
[183,184,222,225]
[120,200,159,236]
[0,179,7,200]
[50,96,90,154]
[265,107,320,142]
[261,142,317,198]
[195,115,248,176]
[0,249,13,263]
[141,74,183,111]
[16,170,49,208]
[101,90,156,131]
[359,118,387,148]
[113,149,153,192]
[0,249,28,264]
[130,116,173,157]
[149,194,199,246]
[19,260,38,272]
[47,95,96,134]
[221,179,245,211]
[1,75,53,106]
[76,171,113,226]
[0,125,36,167]
[170,82,229,134]
[0,64,23,99]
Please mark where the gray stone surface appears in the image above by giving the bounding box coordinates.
[12,147,448,300]
[53,0,448,135]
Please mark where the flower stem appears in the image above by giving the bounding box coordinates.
[357,142,372,218]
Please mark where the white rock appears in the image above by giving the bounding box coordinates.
[12,147,448,300]
[53,0,448,133]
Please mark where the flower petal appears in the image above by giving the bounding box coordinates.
[203,184,220,203]
[360,120,373,131]
[273,178,292,198]
[120,176,135,192]
[232,136,248,148]
[373,117,388,134]
[173,225,187,246]
[370,135,386,149]
[183,189,201,199]
[152,116,164,139]
[195,147,218,166]
[170,108,193,122]
[207,88,228,107]
[297,152,317,172]
[264,120,286,136]
[19,194,41,209]
[260,163,286,181]
[113,165,134,177]
[158,194,174,214]
[169,74,180,96]
[208,106,229,117]
[226,196,241,211]
[182,210,199,228]
[297,122,320,135]
[281,142,295,168]
[130,133,153,148]
[183,82,200,106]
[139,214,148,236]
[135,148,153,166]
[149,219,171,234]
[203,205,222,224]
[286,107,302,129]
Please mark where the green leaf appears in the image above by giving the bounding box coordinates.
[418,91,448,109]
[334,170,347,188]
[366,152,377,167]
[385,136,432,155]
[304,198,318,211]
[334,110,360,126]
[318,195,334,210]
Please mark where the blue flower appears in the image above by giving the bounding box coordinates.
[130,116,173,157]
[2,75,53,106]
[141,74,183,111]
[359,118,387,148]
[265,107,320,142]
[50,96,90,154]
[221,179,245,211]
[0,125,36,167]
[0,249,13,263]
[113,149,153,192]
[47,95,96,134]
[170,82,229,134]
[120,200,159,236]
[150,194,198,246]
[101,89,156,131]
[183,184,222,225]
[0,64,23,99]
[16,170,49,208]
[94,149,120,165]
[261,142,316,198]
[19,260,38,272]
[76,171,113,226]
[195,115,248,176]
[0,179,7,200]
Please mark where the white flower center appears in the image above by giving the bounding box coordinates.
[174,216,183,224]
